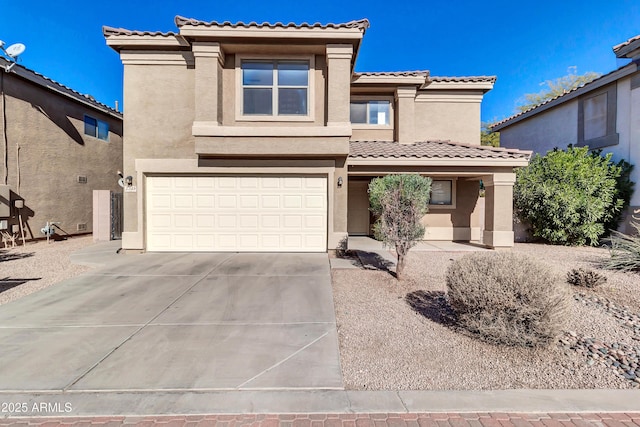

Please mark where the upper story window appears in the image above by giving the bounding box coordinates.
[577,84,618,149]
[242,60,309,116]
[84,115,109,141]
[350,100,391,126]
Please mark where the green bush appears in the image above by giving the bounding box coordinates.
[446,252,570,347]
[369,174,431,279]
[566,268,607,288]
[514,146,632,246]
[604,221,640,272]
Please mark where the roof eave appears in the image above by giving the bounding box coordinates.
[423,80,495,92]
[347,158,530,167]
[492,63,638,131]
[105,35,189,52]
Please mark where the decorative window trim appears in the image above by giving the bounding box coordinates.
[235,54,315,122]
[429,178,457,209]
[577,83,618,149]
[84,115,110,142]
[349,95,394,129]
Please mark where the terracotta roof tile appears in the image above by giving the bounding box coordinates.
[102,26,178,37]
[613,34,640,54]
[349,140,531,160]
[354,70,429,77]
[430,76,496,83]
[174,16,370,31]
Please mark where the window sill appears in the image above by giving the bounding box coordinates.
[351,124,393,130]
[577,133,619,150]
[429,203,456,210]
[236,115,314,123]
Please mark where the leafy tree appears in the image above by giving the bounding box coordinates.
[369,174,432,279]
[516,67,602,113]
[481,121,500,147]
[514,146,629,246]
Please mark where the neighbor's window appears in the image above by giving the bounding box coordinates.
[350,100,390,125]
[242,60,309,116]
[430,180,453,205]
[84,115,109,141]
[583,93,607,140]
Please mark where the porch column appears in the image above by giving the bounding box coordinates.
[193,42,224,125]
[326,44,353,126]
[483,172,516,248]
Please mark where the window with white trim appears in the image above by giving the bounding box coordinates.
[84,115,109,141]
[350,100,390,125]
[241,60,309,116]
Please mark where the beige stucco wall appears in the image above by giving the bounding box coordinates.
[121,60,196,236]
[118,43,351,251]
[414,101,481,145]
[422,179,482,240]
[0,72,122,240]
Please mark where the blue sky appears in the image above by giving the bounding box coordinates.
[2,0,639,123]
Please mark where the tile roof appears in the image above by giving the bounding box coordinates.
[349,140,531,160]
[491,64,633,129]
[0,58,121,117]
[174,16,370,31]
[613,34,640,54]
[430,76,496,83]
[102,26,178,37]
[353,70,429,77]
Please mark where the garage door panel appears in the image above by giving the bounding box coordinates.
[146,176,327,252]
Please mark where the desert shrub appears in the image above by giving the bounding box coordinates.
[514,146,631,246]
[604,221,640,272]
[369,174,431,279]
[446,252,571,347]
[566,268,607,288]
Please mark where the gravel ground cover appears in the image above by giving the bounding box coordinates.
[0,236,93,306]
[332,243,640,390]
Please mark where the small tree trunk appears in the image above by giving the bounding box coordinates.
[396,253,405,280]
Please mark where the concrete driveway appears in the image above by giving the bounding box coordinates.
[0,251,342,392]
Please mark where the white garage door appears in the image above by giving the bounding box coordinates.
[146,175,327,252]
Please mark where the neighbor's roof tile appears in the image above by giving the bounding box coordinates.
[174,16,370,31]
[613,34,640,54]
[349,140,531,160]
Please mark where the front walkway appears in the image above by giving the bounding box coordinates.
[347,236,488,252]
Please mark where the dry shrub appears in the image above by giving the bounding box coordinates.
[446,252,571,347]
[566,268,607,288]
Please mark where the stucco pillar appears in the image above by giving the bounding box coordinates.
[326,44,353,126]
[192,42,224,125]
[482,172,516,248]
[396,86,416,144]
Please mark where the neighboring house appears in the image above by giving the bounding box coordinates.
[103,17,530,253]
[0,57,123,242]
[493,35,640,233]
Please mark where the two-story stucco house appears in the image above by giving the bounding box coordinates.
[493,35,640,233]
[0,57,123,243]
[103,17,530,253]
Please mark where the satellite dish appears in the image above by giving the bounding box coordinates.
[5,43,25,59]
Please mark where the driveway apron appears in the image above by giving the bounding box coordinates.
[0,252,342,391]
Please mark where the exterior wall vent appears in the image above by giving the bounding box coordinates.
[77,175,88,184]
[77,223,87,231]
